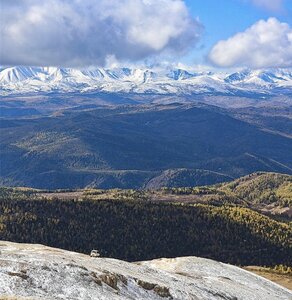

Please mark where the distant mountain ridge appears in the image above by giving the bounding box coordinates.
[1,104,291,189]
[1,66,292,96]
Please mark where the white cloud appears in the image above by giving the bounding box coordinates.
[208,18,292,69]
[0,0,202,67]
[249,0,285,11]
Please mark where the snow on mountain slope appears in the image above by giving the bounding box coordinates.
[0,66,292,96]
[225,69,292,87]
[0,67,42,83]
[0,241,291,300]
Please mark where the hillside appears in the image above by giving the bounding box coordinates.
[0,186,291,266]
[1,104,291,189]
[1,172,290,219]
[0,242,291,300]
[159,172,292,219]
[219,172,292,207]
[26,172,290,218]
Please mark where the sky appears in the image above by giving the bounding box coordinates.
[1,0,292,69]
[185,0,292,66]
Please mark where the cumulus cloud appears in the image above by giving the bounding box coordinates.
[0,0,202,67]
[208,18,292,69]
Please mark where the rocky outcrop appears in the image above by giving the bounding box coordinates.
[0,241,291,300]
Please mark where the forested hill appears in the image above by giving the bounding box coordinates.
[219,172,292,207]
[161,172,292,220]
[1,104,291,189]
[0,196,291,266]
[0,172,291,266]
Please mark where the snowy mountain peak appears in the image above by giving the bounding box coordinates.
[224,70,251,83]
[168,69,196,80]
[1,66,292,96]
[0,66,40,83]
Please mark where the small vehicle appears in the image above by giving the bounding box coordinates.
[90,250,100,257]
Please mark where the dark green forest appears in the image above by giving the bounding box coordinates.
[0,195,290,266]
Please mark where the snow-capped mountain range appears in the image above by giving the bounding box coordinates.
[1,66,292,96]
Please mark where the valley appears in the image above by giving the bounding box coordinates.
[1,71,291,272]
[8,172,290,220]
[0,172,291,267]
[1,103,291,189]
[1,1,292,298]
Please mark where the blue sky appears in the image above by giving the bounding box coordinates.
[184,0,292,65]
[1,0,292,69]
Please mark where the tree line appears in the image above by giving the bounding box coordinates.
[0,195,291,266]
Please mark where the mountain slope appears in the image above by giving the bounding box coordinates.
[1,172,290,219]
[1,66,292,96]
[158,172,292,220]
[0,242,290,300]
[145,169,233,189]
[1,104,291,189]
[0,190,291,265]
[219,172,292,206]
